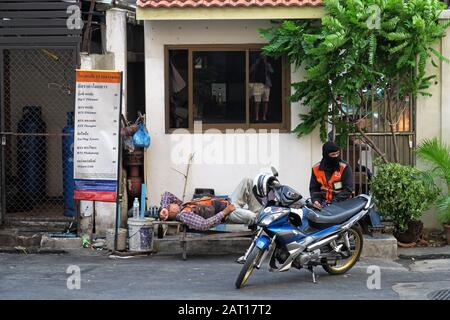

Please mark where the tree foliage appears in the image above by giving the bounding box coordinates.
[260,0,449,160]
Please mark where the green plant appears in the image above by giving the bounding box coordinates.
[416,138,450,225]
[370,163,439,231]
[260,0,450,163]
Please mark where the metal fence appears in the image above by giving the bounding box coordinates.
[1,47,77,221]
[336,95,415,196]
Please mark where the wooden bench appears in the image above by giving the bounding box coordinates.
[152,220,184,236]
[180,224,256,260]
[151,221,256,259]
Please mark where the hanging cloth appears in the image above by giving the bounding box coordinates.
[170,61,186,93]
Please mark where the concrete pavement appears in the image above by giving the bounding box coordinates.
[1,250,449,300]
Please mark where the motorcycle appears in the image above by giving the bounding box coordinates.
[235,167,374,289]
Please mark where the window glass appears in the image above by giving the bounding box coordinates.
[249,51,282,123]
[168,50,189,128]
[193,51,246,124]
[167,47,287,130]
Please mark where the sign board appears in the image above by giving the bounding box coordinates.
[73,70,122,202]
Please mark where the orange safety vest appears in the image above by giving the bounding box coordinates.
[181,197,230,213]
[312,162,347,203]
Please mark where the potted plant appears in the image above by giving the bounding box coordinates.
[370,163,439,245]
[417,138,450,244]
[438,206,450,245]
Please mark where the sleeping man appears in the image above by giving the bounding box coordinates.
[159,178,263,231]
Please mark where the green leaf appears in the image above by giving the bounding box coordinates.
[386,32,411,41]
[429,47,450,63]
[381,16,400,30]
[389,41,409,54]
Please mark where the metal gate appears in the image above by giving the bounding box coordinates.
[0,47,77,224]
[336,96,415,196]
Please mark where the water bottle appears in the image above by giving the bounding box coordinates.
[133,198,140,219]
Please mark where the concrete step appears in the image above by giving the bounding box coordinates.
[0,227,399,261]
[40,235,82,250]
[0,229,42,248]
[152,234,398,260]
[3,219,71,231]
[398,245,450,260]
[0,227,82,251]
[361,233,398,260]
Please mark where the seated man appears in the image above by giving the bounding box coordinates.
[309,141,353,209]
[159,178,263,231]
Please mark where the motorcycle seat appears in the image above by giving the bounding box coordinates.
[304,196,368,227]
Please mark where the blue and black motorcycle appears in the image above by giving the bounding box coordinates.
[235,167,373,289]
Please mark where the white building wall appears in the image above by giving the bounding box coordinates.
[143,20,322,206]
[143,18,449,231]
[106,8,128,114]
[415,23,450,230]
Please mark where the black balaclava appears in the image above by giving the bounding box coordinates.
[319,141,340,172]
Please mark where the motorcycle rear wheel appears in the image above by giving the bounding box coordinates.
[322,226,363,275]
[235,247,264,289]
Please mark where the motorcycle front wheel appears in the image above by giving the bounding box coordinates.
[322,226,363,275]
[235,246,264,289]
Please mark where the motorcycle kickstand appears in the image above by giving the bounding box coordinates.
[307,266,317,284]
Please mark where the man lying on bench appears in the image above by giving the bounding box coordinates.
[159,178,263,231]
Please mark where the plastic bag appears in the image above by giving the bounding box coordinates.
[132,123,151,148]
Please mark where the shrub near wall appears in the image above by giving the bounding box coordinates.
[370,163,438,232]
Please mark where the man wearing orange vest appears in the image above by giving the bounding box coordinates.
[310,141,353,209]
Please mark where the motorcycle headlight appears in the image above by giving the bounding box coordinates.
[258,212,285,227]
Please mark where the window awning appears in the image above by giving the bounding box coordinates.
[136,0,325,20]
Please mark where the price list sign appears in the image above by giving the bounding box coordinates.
[73,70,122,202]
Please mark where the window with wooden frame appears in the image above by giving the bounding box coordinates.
[165,45,290,132]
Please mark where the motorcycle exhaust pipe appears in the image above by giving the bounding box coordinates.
[306,234,339,252]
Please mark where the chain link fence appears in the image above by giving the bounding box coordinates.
[1,48,77,220]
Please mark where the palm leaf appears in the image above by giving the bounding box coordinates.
[416,138,450,185]
[436,196,450,224]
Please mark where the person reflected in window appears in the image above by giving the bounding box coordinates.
[250,55,274,122]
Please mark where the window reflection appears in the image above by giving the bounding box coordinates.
[168,50,189,128]
[249,51,282,123]
[167,48,286,129]
[193,51,246,124]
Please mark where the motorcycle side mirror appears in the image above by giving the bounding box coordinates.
[271,166,279,177]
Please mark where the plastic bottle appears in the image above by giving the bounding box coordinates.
[133,198,140,219]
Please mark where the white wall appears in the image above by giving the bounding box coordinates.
[143,20,322,206]
[143,19,450,231]
[440,20,450,146]
[106,8,128,114]
[415,31,450,230]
